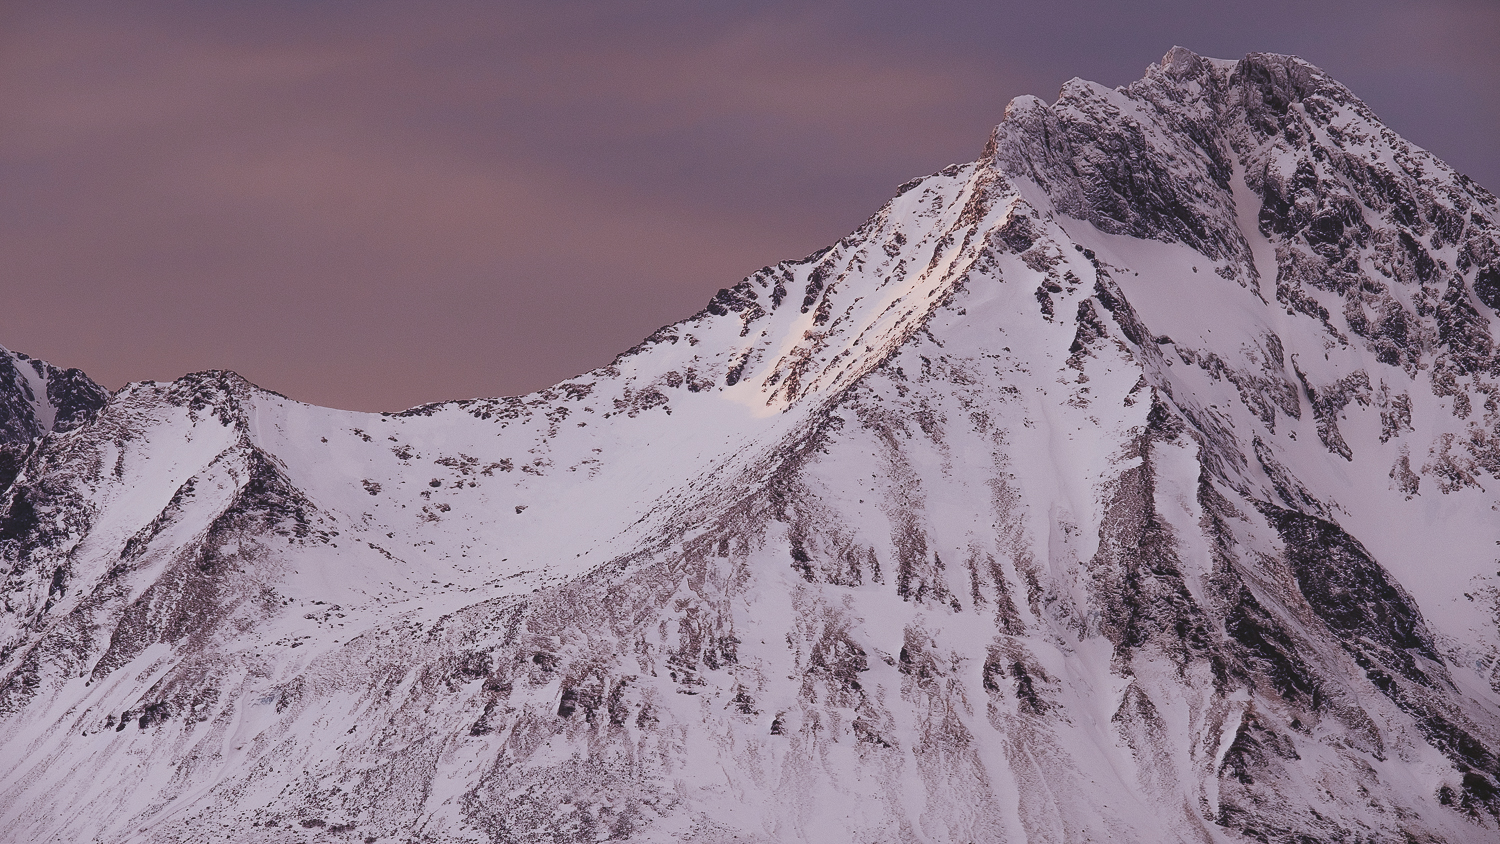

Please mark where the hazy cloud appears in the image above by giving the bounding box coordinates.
[2,0,1495,409]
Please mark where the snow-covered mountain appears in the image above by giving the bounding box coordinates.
[5,47,1500,842]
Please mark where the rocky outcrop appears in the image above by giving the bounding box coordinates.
[0,347,108,492]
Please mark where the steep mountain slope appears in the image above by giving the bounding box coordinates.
[0,351,108,492]
[4,48,1500,842]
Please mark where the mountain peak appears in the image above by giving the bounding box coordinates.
[4,49,1500,843]
[1158,44,1216,75]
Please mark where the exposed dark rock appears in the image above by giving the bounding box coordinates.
[1259,505,1439,684]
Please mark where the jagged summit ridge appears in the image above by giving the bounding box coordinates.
[3,48,1500,843]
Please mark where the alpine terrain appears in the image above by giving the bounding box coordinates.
[6,48,1500,843]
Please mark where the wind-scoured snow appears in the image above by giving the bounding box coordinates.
[3,47,1500,843]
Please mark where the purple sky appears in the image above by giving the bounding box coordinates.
[4,0,1497,411]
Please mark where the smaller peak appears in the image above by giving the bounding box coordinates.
[1232,51,1351,113]
[1150,46,1236,81]
[156,370,290,429]
[1236,50,1328,81]
[176,369,257,392]
[1056,76,1115,101]
[1003,94,1048,120]
[1162,45,1203,69]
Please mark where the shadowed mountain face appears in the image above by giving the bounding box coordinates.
[0,353,108,494]
[4,48,1500,843]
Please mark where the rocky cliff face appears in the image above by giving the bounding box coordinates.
[4,48,1500,843]
[0,349,108,491]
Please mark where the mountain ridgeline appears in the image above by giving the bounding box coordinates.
[4,48,1500,843]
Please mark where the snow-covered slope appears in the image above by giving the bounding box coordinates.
[4,48,1500,842]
